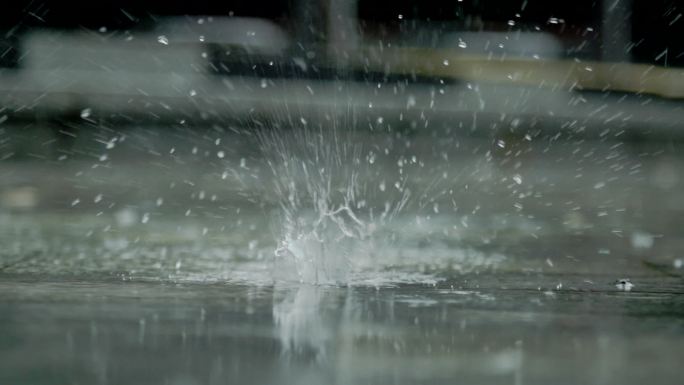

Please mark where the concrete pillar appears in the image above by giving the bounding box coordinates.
[602,0,633,62]
[326,0,359,65]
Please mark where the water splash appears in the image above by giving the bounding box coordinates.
[259,124,410,285]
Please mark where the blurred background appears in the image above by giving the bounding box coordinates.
[2,1,684,384]
[1,0,683,127]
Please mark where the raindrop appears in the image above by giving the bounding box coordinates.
[630,232,654,249]
[615,279,634,292]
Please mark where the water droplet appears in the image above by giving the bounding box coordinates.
[615,279,634,291]
[157,35,169,45]
[630,231,654,249]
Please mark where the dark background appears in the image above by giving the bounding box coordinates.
[1,0,682,66]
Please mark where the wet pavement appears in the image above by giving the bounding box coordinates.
[1,126,684,384]
[1,274,683,385]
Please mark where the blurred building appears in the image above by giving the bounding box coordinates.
[0,0,683,134]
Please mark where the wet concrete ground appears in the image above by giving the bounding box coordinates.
[1,275,683,385]
[1,126,684,384]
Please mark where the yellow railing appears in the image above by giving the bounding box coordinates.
[352,47,684,99]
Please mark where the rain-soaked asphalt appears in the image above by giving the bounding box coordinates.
[1,126,683,384]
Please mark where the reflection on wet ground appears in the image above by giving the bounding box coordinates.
[1,128,684,383]
[1,276,682,385]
